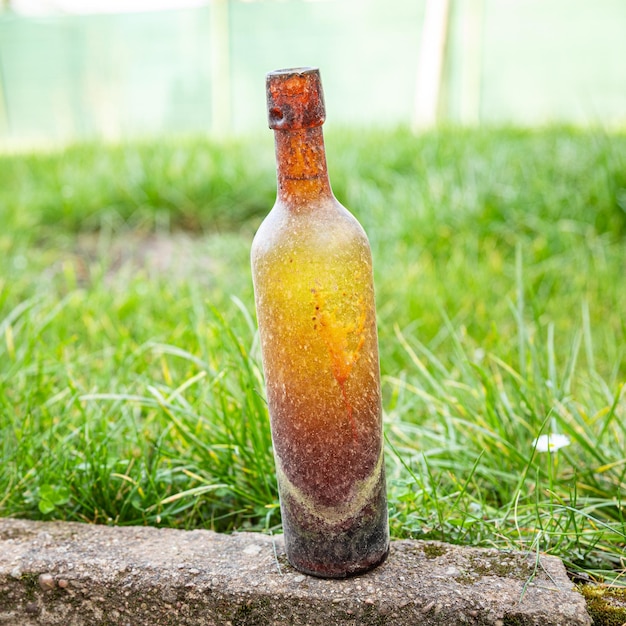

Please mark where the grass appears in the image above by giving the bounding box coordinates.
[1,126,625,585]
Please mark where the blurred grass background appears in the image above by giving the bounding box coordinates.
[1,127,625,583]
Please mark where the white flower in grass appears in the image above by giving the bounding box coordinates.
[533,433,571,453]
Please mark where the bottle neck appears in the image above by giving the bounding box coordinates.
[274,126,333,207]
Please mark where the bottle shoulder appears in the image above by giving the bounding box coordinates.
[251,197,370,260]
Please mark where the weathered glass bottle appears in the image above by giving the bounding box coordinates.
[251,67,389,578]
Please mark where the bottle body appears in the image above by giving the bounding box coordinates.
[251,68,389,578]
[252,196,388,577]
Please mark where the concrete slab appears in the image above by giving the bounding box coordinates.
[0,518,591,625]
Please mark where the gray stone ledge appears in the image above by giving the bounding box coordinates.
[0,518,591,625]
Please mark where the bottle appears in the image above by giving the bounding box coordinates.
[251,67,389,578]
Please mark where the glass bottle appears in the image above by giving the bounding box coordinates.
[251,67,389,578]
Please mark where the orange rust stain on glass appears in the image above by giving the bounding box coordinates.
[311,288,366,441]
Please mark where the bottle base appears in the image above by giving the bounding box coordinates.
[288,544,390,579]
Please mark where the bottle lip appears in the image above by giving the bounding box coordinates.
[266,67,326,130]
[269,66,317,76]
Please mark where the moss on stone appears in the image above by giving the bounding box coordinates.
[17,572,40,602]
[360,604,389,625]
[231,596,273,626]
[466,552,534,580]
[422,543,448,559]
[502,615,535,626]
[579,584,626,626]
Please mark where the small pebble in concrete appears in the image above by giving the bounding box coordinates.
[25,602,39,615]
[38,573,55,591]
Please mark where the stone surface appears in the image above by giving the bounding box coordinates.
[0,518,591,625]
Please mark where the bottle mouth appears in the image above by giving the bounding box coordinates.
[266,67,326,130]
[269,66,317,76]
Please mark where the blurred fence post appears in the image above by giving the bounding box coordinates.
[458,0,483,125]
[0,50,8,137]
[413,0,450,129]
[210,0,231,135]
